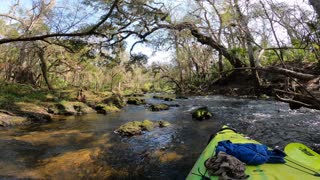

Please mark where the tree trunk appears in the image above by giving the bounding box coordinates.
[234,0,260,91]
[38,48,53,90]
[160,23,244,69]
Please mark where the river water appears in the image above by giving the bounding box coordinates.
[0,95,319,179]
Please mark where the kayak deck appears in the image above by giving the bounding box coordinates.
[187,127,320,180]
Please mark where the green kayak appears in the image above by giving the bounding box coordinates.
[186,126,320,180]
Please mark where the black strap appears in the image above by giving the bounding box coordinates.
[207,127,237,145]
[218,127,237,133]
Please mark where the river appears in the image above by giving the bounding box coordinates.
[0,95,319,179]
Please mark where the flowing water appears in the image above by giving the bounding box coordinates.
[0,95,319,179]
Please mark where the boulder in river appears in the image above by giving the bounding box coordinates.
[192,107,212,120]
[149,104,170,111]
[140,119,155,131]
[115,121,143,136]
[115,119,170,136]
[127,98,146,105]
[158,120,171,127]
[103,93,126,108]
[94,104,120,114]
[48,101,95,115]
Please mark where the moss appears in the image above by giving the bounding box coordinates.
[103,93,126,108]
[158,120,171,127]
[127,98,146,105]
[149,104,170,111]
[115,119,170,136]
[192,107,212,120]
[95,104,120,114]
[48,101,94,115]
[140,119,154,131]
[115,121,142,136]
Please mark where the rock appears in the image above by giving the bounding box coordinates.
[94,104,120,114]
[153,95,164,99]
[115,119,170,136]
[127,98,146,105]
[115,121,143,136]
[48,101,95,115]
[103,93,126,108]
[158,120,171,127]
[192,107,212,120]
[149,104,170,111]
[166,104,180,107]
[176,95,188,99]
[140,119,155,131]
[259,94,270,100]
[164,97,175,101]
[0,112,29,127]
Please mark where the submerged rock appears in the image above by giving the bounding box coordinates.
[192,107,212,120]
[127,98,146,105]
[149,104,170,111]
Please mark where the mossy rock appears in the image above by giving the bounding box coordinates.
[115,121,143,136]
[127,98,146,105]
[48,101,94,115]
[140,119,155,131]
[115,119,170,136]
[158,120,171,127]
[259,94,270,100]
[103,93,126,108]
[192,107,212,120]
[149,104,170,111]
[95,104,120,114]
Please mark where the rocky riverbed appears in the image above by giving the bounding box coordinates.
[0,95,319,179]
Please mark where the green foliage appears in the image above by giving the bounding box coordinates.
[0,82,47,109]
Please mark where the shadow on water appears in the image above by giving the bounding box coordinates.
[0,95,319,179]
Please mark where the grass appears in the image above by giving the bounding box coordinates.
[0,81,48,109]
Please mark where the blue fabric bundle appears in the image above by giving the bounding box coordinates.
[215,140,286,165]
